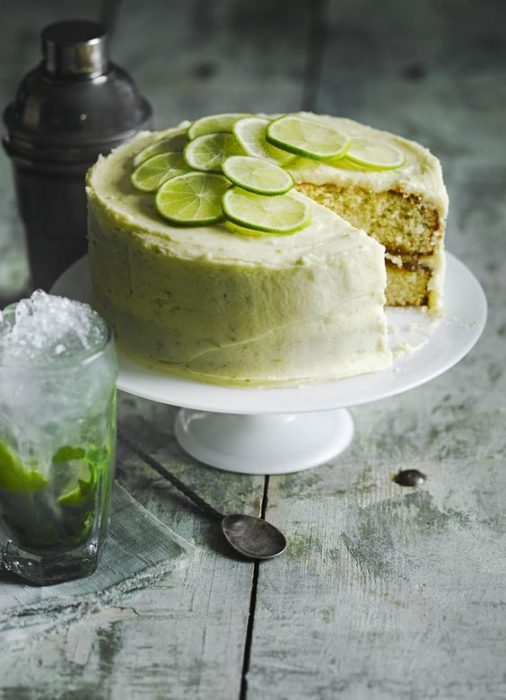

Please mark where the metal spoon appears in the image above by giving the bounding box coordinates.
[118,431,287,560]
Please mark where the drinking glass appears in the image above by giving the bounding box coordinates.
[0,305,117,585]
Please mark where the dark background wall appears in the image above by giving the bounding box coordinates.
[0,0,505,300]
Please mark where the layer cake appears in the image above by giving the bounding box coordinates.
[86,112,447,386]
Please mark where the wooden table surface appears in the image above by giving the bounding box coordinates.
[0,1,505,698]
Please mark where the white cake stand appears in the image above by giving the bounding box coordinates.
[53,254,487,475]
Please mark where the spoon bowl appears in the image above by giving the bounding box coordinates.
[221,514,287,560]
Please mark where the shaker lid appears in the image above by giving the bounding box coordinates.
[2,19,153,164]
[42,20,109,78]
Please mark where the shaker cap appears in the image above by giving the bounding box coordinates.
[42,20,109,78]
[2,19,153,165]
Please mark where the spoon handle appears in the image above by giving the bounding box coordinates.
[118,431,225,522]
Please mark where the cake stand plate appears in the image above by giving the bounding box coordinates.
[53,253,487,474]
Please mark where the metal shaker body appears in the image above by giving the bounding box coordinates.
[3,20,153,290]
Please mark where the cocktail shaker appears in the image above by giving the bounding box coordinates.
[2,19,153,290]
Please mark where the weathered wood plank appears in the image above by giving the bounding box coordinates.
[0,0,314,693]
[4,1,504,698]
[247,1,506,697]
[0,395,264,700]
[247,388,506,699]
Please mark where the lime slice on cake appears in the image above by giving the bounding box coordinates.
[131,153,190,192]
[233,117,295,166]
[184,133,243,173]
[222,187,310,234]
[222,155,294,195]
[132,130,188,167]
[188,113,249,140]
[266,115,348,160]
[342,138,405,170]
[156,172,230,225]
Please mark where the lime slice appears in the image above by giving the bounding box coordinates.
[224,221,268,238]
[266,115,348,160]
[57,479,93,506]
[233,117,295,166]
[342,138,405,170]
[132,130,188,168]
[53,445,94,506]
[53,446,86,462]
[188,113,249,140]
[0,440,47,493]
[131,153,190,192]
[223,155,293,195]
[54,445,91,490]
[156,172,230,225]
[222,187,311,234]
[184,133,243,173]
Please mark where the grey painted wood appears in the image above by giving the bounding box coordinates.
[0,395,264,700]
[0,2,282,700]
[1,0,505,698]
[0,1,306,696]
[246,1,506,697]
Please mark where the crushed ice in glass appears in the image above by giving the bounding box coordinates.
[0,290,107,365]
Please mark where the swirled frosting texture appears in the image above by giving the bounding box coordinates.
[87,123,392,385]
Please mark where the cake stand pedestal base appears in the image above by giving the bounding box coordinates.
[174,408,354,475]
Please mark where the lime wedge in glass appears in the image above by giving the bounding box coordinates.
[52,445,86,462]
[266,115,348,160]
[58,479,93,506]
[156,172,230,225]
[132,130,188,168]
[233,117,295,166]
[188,113,249,140]
[53,445,93,506]
[222,187,311,234]
[342,138,405,170]
[223,155,293,195]
[0,440,47,493]
[184,133,243,173]
[131,153,190,192]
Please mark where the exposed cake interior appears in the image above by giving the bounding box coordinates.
[287,113,448,313]
[296,183,443,307]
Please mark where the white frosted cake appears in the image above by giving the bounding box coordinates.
[86,112,447,386]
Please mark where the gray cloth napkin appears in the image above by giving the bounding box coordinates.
[0,482,192,626]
